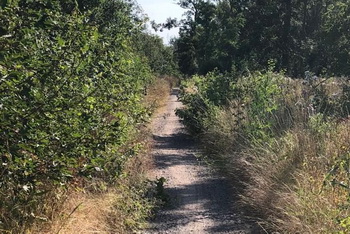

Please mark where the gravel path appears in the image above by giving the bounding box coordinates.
[144,89,254,234]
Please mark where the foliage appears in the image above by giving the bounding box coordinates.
[0,0,169,231]
[177,70,350,232]
[178,69,283,140]
[133,32,179,77]
[174,1,350,232]
[107,180,158,233]
[173,0,350,77]
[176,70,238,134]
[238,71,283,141]
[176,89,213,134]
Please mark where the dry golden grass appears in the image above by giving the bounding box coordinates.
[241,116,350,232]
[144,76,177,112]
[35,191,113,234]
[274,122,350,233]
[205,112,350,232]
[185,76,350,233]
[33,152,154,233]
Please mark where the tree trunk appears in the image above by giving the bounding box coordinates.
[282,0,292,70]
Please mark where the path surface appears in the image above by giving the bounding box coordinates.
[145,89,253,234]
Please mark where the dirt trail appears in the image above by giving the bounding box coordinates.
[145,89,253,234]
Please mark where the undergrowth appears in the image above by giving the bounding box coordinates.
[177,68,350,233]
[0,0,177,232]
[5,77,174,233]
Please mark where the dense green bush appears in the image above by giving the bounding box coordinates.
[0,0,157,230]
[178,69,285,140]
[133,32,180,77]
[176,70,238,134]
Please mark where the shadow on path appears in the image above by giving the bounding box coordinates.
[153,132,195,150]
[145,90,259,233]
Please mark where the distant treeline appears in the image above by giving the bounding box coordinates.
[173,0,350,77]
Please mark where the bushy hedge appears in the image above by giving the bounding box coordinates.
[0,0,154,229]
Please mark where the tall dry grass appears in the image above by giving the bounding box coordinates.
[239,124,350,233]
[184,74,350,232]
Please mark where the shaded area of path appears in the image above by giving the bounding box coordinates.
[145,88,254,233]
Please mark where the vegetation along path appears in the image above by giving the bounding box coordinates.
[145,88,253,234]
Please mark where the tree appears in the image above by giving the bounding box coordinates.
[134,32,179,76]
[173,0,350,77]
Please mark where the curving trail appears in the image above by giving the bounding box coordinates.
[144,88,254,234]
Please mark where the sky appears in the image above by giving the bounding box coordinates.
[136,0,186,44]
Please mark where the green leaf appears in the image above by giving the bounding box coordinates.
[57,37,65,46]
[92,29,99,41]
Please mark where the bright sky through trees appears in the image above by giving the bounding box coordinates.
[137,0,185,44]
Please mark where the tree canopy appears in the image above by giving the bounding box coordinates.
[174,0,350,77]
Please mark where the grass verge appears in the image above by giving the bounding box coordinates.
[177,71,350,233]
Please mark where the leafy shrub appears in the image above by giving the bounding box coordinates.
[176,70,240,134]
[177,69,284,140]
[237,71,283,141]
[0,0,154,231]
